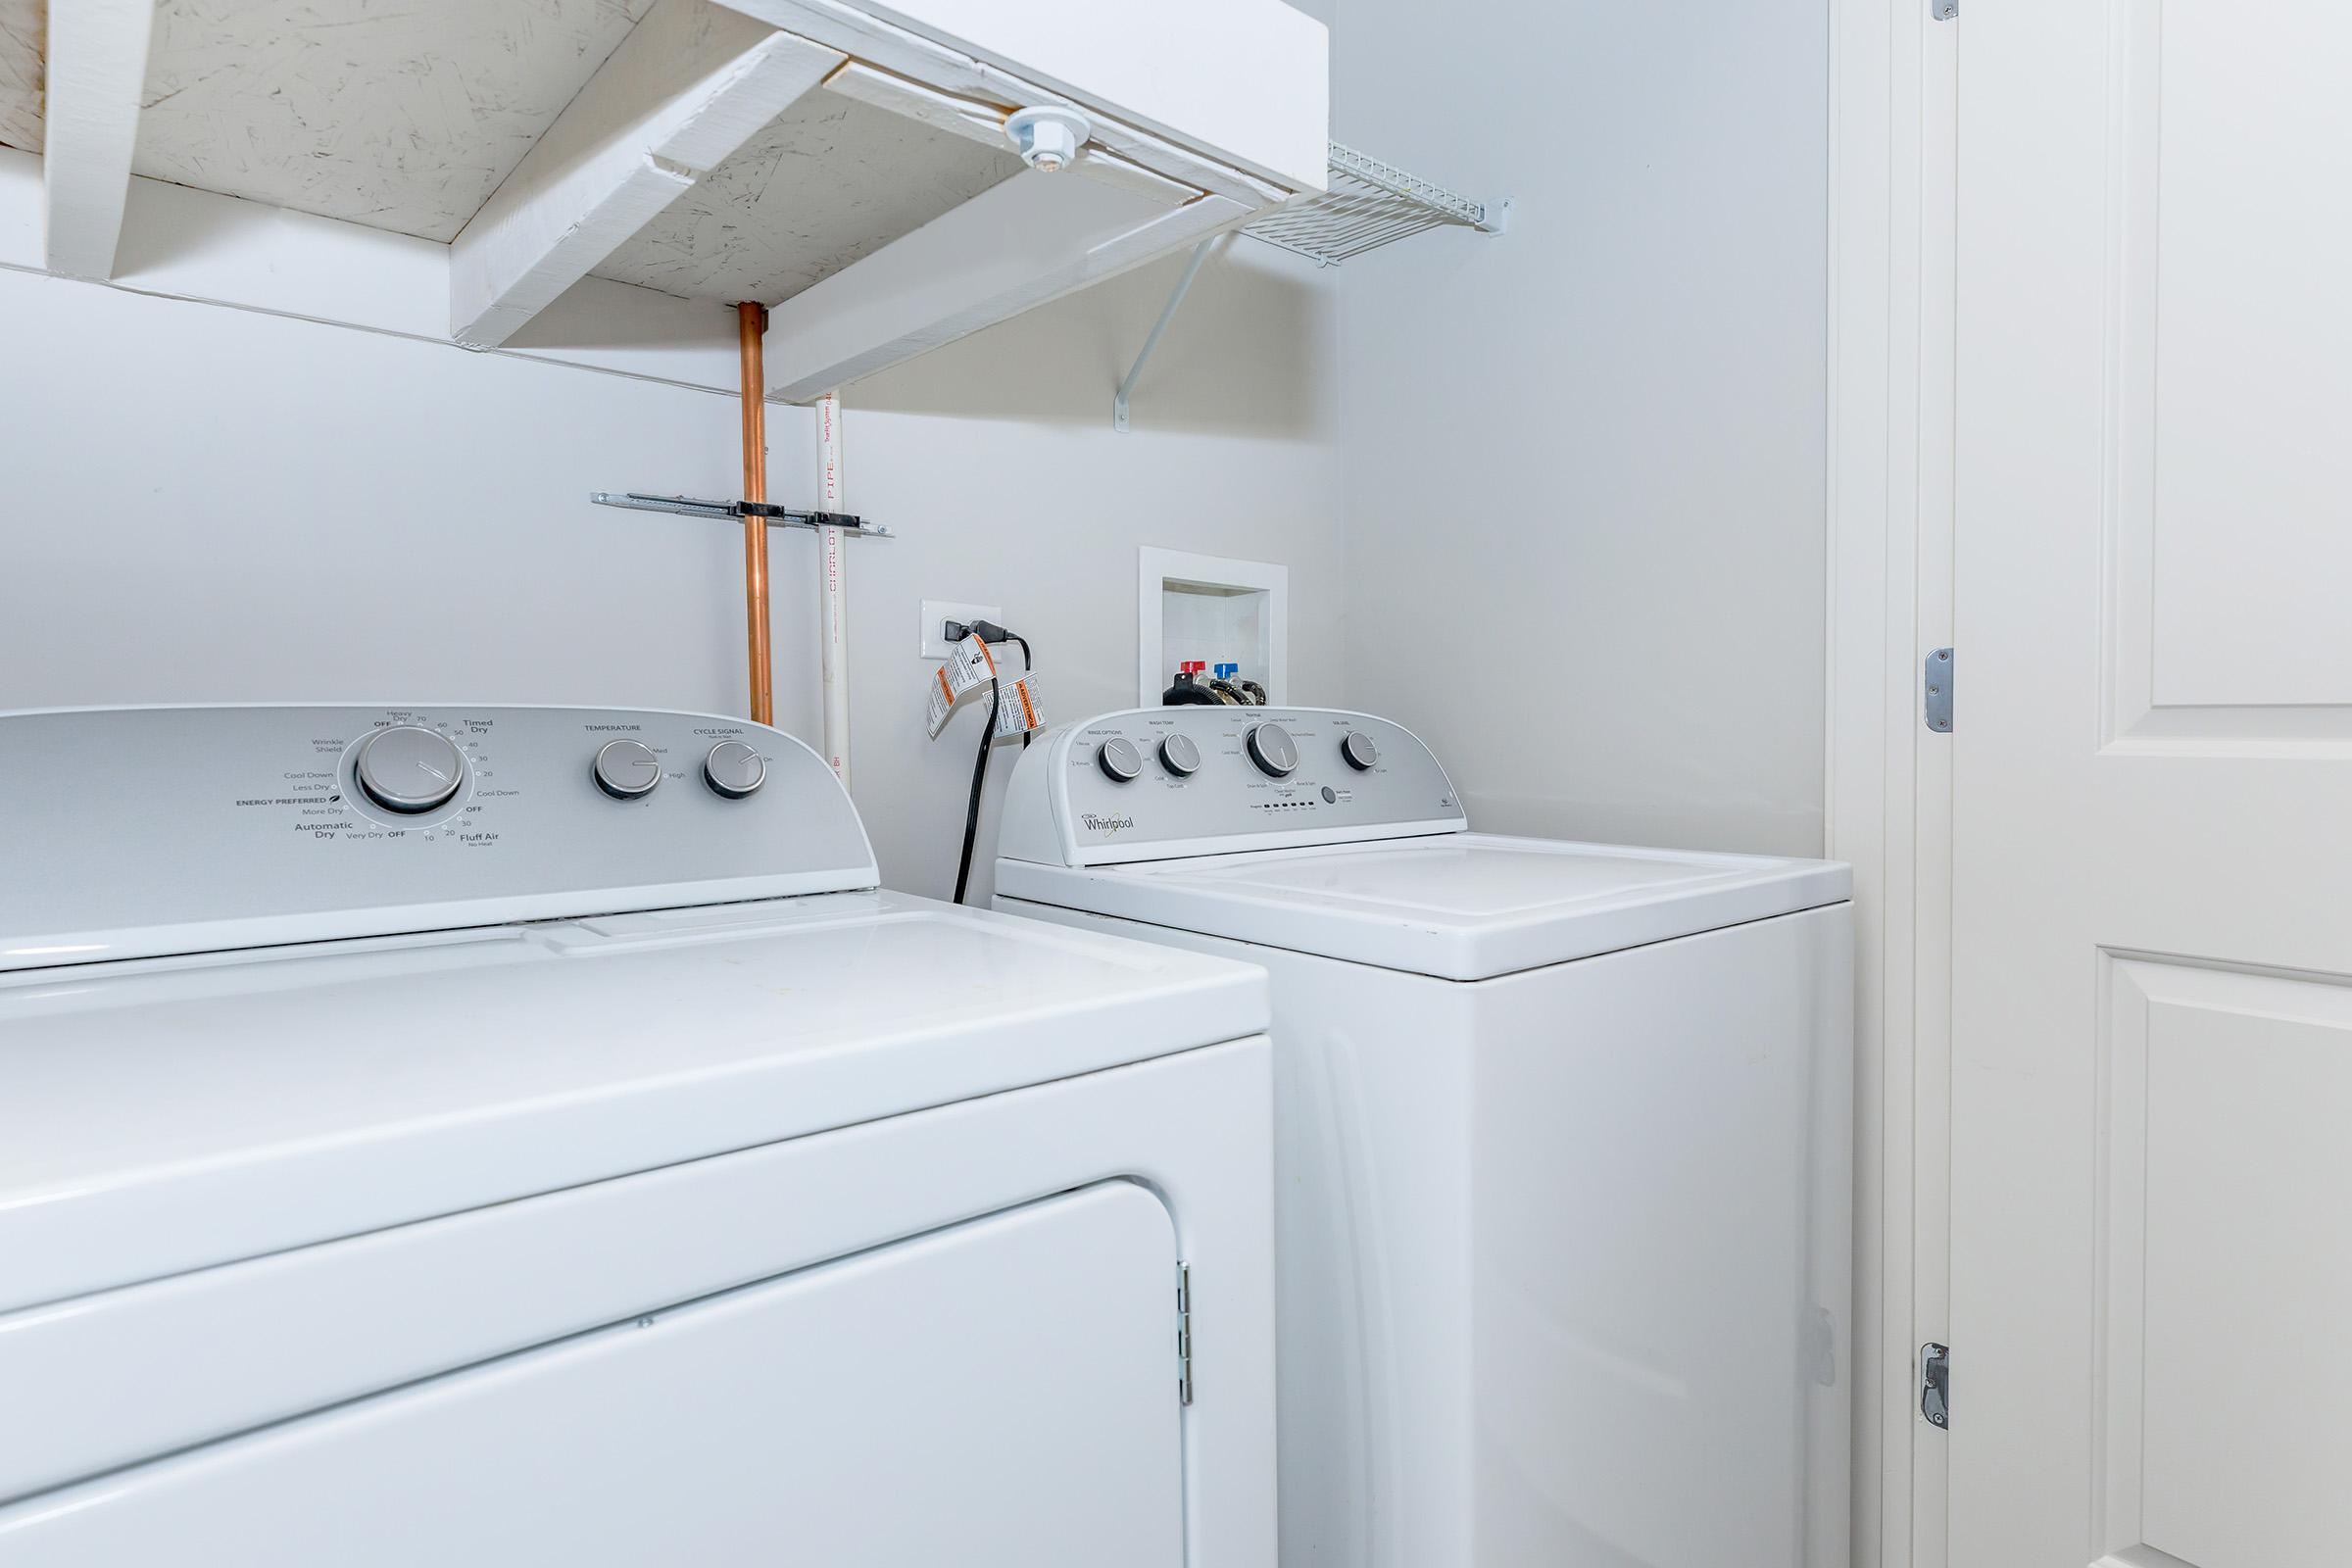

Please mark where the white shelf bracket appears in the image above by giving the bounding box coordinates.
[1113,236,1219,433]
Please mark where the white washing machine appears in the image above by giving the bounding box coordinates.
[0,704,1275,1567]
[996,707,1853,1568]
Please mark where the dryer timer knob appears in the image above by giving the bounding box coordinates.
[354,725,466,814]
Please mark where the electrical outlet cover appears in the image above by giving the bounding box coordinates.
[920,600,1002,660]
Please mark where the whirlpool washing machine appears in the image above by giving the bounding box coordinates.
[0,704,1274,1567]
[995,707,1852,1568]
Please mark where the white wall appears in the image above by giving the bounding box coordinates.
[1332,0,1830,858]
[0,233,1340,901]
[796,239,1342,902]
[2,0,1829,897]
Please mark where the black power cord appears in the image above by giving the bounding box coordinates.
[948,621,1031,906]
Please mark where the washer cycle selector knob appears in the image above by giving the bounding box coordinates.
[1342,731,1380,771]
[1247,722,1298,779]
[354,725,465,814]
[1098,737,1144,783]
[1158,733,1201,777]
[704,740,766,799]
[594,739,662,800]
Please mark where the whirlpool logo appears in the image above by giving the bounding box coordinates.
[1081,812,1136,836]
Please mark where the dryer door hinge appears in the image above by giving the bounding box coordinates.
[1176,1262,1195,1406]
[1921,1343,1951,1429]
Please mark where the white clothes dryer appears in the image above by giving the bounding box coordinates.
[996,707,1852,1568]
[0,704,1274,1567]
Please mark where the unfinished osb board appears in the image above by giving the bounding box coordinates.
[129,0,657,243]
[0,0,40,154]
[590,90,1024,305]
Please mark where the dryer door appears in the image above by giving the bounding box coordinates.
[0,1182,1184,1567]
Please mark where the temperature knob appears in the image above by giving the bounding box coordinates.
[1341,731,1380,771]
[704,740,766,799]
[1098,737,1144,782]
[354,725,465,814]
[1158,733,1201,777]
[1247,722,1298,779]
[594,739,662,800]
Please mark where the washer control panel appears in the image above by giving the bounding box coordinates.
[1001,708,1467,866]
[0,706,875,971]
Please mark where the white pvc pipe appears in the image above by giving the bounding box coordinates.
[815,391,852,792]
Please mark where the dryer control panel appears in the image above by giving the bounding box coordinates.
[998,708,1468,866]
[0,706,876,971]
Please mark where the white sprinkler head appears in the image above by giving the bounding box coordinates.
[1004,106,1091,172]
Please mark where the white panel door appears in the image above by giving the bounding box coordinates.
[1951,2,2352,1566]
[0,1182,1185,1567]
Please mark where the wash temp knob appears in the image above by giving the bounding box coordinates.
[594,740,662,800]
[704,740,766,799]
[1158,734,1201,777]
[1098,737,1144,783]
[1247,723,1298,779]
[354,725,466,814]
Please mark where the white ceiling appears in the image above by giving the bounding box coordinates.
[593,91,1023,306]
[0,0,1051,308]
[0,0,659,242]
[136,0,658,243]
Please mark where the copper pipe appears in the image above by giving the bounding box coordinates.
[737,302,773,726]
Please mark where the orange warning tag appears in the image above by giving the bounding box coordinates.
[924,633,1003,737]
[991,675,1046,739]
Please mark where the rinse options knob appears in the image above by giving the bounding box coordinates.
[354,725,466,814]
[1247,723,1299,778]
[1341,731,1380,771]
[1158,733,1201,777]
[594,739,662,800]
[1098,737,1144,782]
[704,740,766,799]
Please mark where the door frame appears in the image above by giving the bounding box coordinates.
[1826,1,1958,1564]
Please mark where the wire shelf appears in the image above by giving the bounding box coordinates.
[1242,142,1506,267]
[1112,144,1504,428]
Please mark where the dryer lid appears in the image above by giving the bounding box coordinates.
[995,833,1851,980]
[0,891,1266,1313]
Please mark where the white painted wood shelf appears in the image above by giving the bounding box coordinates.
[0,0,1328,402]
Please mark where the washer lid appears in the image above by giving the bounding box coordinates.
[995,833,1852,980]
[0,891,1266,1314]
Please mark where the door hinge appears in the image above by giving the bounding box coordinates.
[1932,0,1957,20]
[1176,1262,1194,1406]
[1921,1343,1951,1429]
[1925,648,1954,733]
